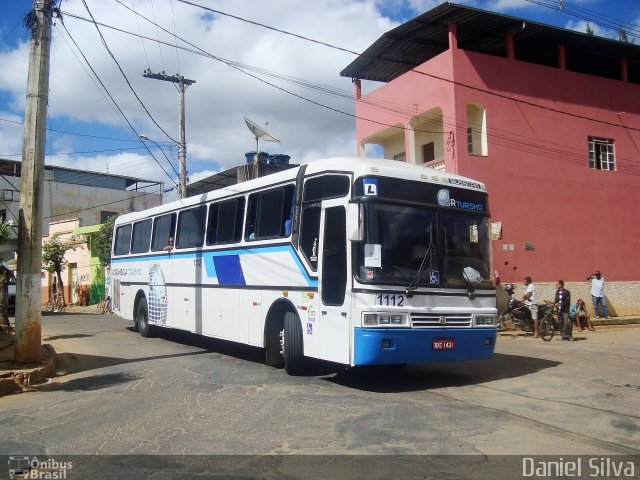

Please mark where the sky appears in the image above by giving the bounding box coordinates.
[1,0,639,201]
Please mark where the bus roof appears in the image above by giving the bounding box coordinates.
[115,157,487,225]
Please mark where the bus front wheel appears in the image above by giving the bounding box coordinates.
[282,312,305,375]
[136,298,153,338]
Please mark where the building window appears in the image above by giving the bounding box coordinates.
[589,137,615,171]
[466,103,488,156]
[0,209,6,222]
[101,211,118,223]
[422,142,435,162]
[393,152,406,162]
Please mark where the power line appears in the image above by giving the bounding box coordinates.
[0,115,172,143]
[176,1,639,133]
[79,0,179,145]
[176,0,361,56]
[170,0,181,73]
[0,146,154,157]
[58,16,180,184]
[149,0,166,72]
[130,0,151,68]
[54,22,135,137]
[108,1,640,173]
[54,6,640,177]
[523,0,640,40]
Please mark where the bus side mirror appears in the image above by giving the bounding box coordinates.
[347,203,363,242]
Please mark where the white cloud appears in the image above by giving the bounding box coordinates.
[564,19,611,39]
[0,112,24,157]
[0,0,399,186]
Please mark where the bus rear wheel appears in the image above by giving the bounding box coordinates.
[136,298,153,338]
[282,312,305,375]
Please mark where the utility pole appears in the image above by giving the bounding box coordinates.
[143,69,195,198]
[15,0,55,363]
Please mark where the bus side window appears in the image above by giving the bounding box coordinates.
[321,206,347,306]
[131,219,152,254]
[151,213,176,252]
[113,224,132,256]
[208,197,245,245]
[176,205,207,249]
[300,204,321,271]
[246,185,294,240]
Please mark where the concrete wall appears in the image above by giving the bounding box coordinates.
[0,170,161,239]
[44,181,161,233]
[512,281,639,317]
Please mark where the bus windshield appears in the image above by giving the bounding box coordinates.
[354,203,492,288]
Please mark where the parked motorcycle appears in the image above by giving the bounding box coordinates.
[497,284,555,341]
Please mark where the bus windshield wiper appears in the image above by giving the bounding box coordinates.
[405,225,433,298]
[462,269,476,300]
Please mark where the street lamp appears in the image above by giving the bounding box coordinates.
[139,135,180,196]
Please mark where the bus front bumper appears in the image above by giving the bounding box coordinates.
[353,327,496,366]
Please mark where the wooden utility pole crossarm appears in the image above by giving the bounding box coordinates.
[143,69,195,199]
[15,0,56,363]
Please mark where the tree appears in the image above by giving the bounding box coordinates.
[42,234,81,306]
[0,221,13,331]
[618,27,635,44]
[93,215,117,266]
[586,23,594,36]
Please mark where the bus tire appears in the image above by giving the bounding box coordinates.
[265,320,285,368]
[136,297,153,338]
[283,312,304,375]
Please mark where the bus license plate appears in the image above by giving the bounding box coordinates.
[433,338,456,350]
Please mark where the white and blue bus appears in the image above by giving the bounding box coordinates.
[111,157,497,374]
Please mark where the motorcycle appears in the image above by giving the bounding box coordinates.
[497,284,555,341]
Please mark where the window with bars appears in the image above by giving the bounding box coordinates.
[588,137,615,171]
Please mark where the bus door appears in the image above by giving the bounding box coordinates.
[315,200,351,365]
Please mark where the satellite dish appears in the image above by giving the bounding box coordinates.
[244,117,280,153]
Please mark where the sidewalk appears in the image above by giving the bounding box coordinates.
[1,310,639,397]
[0,304,107,397]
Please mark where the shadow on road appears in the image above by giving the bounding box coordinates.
[54,349,212,376]
[44,333,94,341]
[321,353,561,393]
[36,372,141,392]
[143,327,267,365]
[42,323,560,394]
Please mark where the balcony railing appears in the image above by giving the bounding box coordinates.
[423,159,446,171]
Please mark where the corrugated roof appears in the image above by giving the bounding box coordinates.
[340,2,640,84]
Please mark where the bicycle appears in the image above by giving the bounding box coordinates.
[44,296,66,313]
[97,296,113,315]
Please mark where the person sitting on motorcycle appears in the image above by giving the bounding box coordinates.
[523,276,539,338]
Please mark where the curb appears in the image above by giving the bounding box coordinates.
[0,343,57,397]
[591,318,640,327]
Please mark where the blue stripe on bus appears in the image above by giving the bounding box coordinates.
[212,255,246,286]
[111,244,318,288]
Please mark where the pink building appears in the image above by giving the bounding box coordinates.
[341,3,640,315]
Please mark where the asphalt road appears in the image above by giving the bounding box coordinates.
[1,313,638,460]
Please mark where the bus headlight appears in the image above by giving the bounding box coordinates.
[362,313,408,327]
[474,314,496,326]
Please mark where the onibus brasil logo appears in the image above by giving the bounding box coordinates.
[8,457,73,479]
